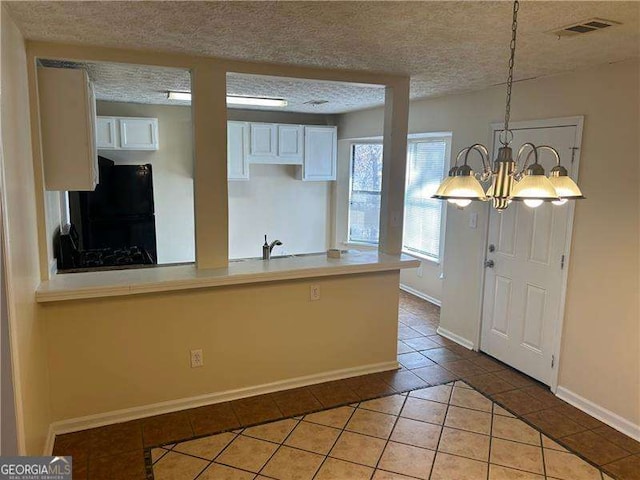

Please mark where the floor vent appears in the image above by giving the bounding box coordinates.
[550,18,621,37]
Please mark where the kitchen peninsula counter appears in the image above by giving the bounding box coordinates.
[36,251,420,303]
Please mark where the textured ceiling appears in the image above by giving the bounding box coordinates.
[11,1,640,112]
[38,59,385,113]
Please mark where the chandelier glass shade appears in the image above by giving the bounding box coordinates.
[431,0,583,211]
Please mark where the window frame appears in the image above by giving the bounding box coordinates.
[401,132,452,264]
[347,141,384,246]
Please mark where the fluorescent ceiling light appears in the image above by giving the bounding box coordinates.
[167,91,192,101]
[167,91,287,107]
[227,96,288,107]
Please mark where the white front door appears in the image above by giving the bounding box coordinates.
[480,120,582,386]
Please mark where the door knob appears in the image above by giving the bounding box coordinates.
[488,244,496,253]
[484,259,495,268]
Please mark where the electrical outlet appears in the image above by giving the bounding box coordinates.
[190,349,203,368]
[310,284,321,301]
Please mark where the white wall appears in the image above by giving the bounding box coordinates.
[229,164,331,259]
[338,60,640,428]
[96,101,195,265]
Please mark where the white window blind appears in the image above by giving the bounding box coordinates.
[403,139,449,260]
[348,144,383,244]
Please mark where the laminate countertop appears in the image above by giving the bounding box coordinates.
[36,251,420,303]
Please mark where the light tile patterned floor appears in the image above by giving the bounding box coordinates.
[152,381,612,480]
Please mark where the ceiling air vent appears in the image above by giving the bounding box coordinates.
[550,18,621,37]
[303,100,329,106]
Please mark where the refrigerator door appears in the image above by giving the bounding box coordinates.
[87,164,155,219]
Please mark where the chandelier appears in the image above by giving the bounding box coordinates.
[432,1,584,211]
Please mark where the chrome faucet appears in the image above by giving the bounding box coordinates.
[262,235,283,260]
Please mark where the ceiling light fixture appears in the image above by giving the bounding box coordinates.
[167,92,288,108]
[167,91,192,101]
[432,0,584,211]
[226,96,288,107]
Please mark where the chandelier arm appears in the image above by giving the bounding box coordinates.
[515,142,539,176]
[535,145,561,165]
[454,148,469,168]
[461,143,491,175]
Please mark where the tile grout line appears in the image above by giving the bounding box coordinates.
[486,401,495,480]
[309,402,362,480]
[426,381,455,480]
[369,390,412,476]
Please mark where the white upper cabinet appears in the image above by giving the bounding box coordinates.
[227,122,250,180]
[277,125,304,164]
[301,126,337,181]
[96,117,117,149]
[37,66,98,191]
[96,116,159,151]
[226,121,337,180]
[249,123,277,160]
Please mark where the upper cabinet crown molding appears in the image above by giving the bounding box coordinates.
[37,66,98,191]
[97,116,159,151]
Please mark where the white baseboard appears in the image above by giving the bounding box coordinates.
[556,386,640,441]
[399,284,441,307]
[43,360,400,455]
[436,326,475,350]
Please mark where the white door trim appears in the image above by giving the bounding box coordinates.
[476,116,584,393]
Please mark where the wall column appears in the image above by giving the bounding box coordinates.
[379,79,410,255]
[191,64,228,269]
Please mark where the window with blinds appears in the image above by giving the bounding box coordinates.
[347,136,451,257]
[348,143,383,244]
[403,137,451,260]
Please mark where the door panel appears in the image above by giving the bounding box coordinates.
[529,206,554,265]
[498,208,517,256]
[522,283,547,351]
[481,124,579,385]
[491,276,512,336]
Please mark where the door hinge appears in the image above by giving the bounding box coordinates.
[551,355,555,368]
[560,254,565,270]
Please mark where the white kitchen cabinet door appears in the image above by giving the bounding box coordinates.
[96,117,117,149]
[119,118,159,150]
[227,122,250,180]
[37,66,98,191]
[249,123,277,159]
[277,125,304,164]
[301,126,337,181]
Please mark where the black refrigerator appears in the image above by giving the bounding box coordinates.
[69,157,158,263]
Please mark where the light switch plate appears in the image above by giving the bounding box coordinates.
[469,212,478,229]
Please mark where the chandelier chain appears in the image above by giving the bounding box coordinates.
[503,0,519,141]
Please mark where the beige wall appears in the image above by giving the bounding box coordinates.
[0,7,52,454]
[96,101,195,264]
[42,271,399,421]
[339,59,640,426]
